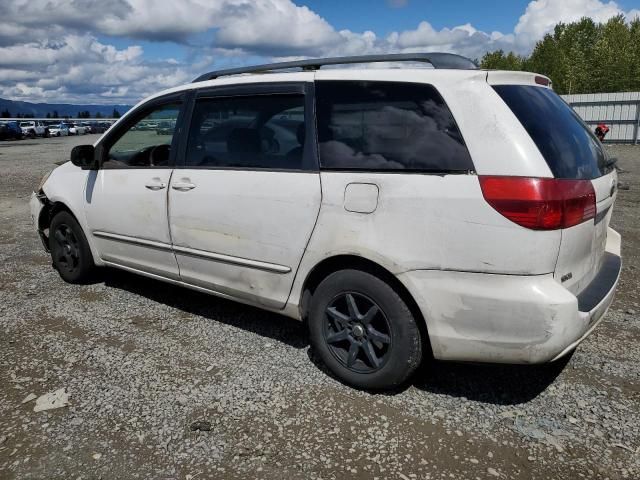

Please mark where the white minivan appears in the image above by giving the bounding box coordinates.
[31,53,621,390]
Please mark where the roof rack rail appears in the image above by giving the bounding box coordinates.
[192,52,477,82]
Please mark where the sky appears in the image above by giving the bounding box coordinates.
[0,0,638,105]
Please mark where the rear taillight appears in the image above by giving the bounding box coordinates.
[479,176,595,230]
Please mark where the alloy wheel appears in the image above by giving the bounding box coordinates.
[52,224,81,274]
[323,292,392,373]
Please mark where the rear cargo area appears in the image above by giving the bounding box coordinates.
[489,76,619,299]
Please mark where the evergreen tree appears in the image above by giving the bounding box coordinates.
[480,50,525,70]
[481,15,640,94]
[630,18,640,91]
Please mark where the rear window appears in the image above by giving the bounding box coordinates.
[315,81,474,172]
[493,85,609,179]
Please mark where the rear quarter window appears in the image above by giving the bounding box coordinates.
[315,81,474,173]
[493,85,609,180]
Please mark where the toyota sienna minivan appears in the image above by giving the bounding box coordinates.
[31,53,621,390]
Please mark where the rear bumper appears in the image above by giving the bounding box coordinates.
[550,244,621,361]
[398,228,621,364]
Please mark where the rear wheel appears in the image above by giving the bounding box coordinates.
[308,269,422,390]
[49,211,95,283]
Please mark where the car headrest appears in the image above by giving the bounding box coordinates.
[227,128,261,153]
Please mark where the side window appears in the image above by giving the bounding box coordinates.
[185,94,307,170]
[315,81,474,172]
[103,103,180,169]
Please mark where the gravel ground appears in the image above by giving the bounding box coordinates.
[0,136,638,480]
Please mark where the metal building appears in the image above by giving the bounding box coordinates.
[562,91,640,144]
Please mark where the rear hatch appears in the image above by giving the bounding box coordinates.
[490,78,617,297]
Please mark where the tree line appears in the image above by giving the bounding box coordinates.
[480,15,640,95]
[1,109,122,119]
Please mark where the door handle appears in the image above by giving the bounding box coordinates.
[172,182,196,191]
[145,182,167,190]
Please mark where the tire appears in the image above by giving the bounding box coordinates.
[29,130,36,139]
[49,211,95,284]
[308,269,422,390]
[44,129,50,138]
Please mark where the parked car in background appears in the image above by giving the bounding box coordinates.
[156,121,175,135]
[68,123,87,135]
[30,53,622,390]
[135,121,159,131]
[20,120,49,138]
[81,122,93,134]
[88,122,110,134]
[48,122,69,137]
[0,121,23,140]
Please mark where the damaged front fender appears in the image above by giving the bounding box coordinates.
[29,191,51,252]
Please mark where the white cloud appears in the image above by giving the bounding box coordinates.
[0,34,193,103]
[626,9,640,21]
[214,0,342,55]
[380,21,517,59]
[0,0,637,104]
[513,0,624,49]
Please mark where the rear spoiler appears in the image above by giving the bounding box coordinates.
[486,71,552,89]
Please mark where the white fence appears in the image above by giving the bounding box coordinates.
[562,91,640,144]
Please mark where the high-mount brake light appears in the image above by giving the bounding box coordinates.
[534,76,550,86]
[479,176,596,230]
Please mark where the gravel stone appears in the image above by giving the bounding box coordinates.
[190,421,212,432]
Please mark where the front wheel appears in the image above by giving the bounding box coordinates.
[308,269,422,390]
[49,211,95,283]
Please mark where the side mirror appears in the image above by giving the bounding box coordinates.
[70,145,96,169]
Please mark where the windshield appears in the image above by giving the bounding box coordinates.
[493,85,611,179]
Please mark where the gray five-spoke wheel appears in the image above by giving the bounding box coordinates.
[52,224,81,274]
[324,292,392,373]
[49,211,96,284]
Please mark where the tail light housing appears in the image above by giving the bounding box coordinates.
[479,176,596,230]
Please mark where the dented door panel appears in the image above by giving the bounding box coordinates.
[84,169,180,279]
[169,170,321,308]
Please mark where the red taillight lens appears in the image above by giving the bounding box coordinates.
[479,176,595,230]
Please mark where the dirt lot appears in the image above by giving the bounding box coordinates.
[0,136,638,480]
